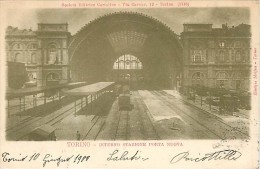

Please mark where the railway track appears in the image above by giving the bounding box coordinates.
[6,97,75,132]
[82,107,121,140]
[7,89,247,141]
[79,91,248,140]
[82,92,160,141]
[81,95,115,140]
[114,110,129,140]
[6,95,97,135]
[6,98,85,141]
[152,90,249,139]
[82,116,102,140]
[113,92,160,140]
[159,90,250,137]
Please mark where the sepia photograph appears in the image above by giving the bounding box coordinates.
[0,1,259,169]
[4,7,252,141]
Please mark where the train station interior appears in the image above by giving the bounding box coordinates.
[5,12,250,141]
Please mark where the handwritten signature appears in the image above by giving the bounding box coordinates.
[107,150,149,161]
[170,149,242,163]
[2,152,90,167]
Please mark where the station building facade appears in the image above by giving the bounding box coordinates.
[5,26,39,84]
[5,22,251,91]
[5,23,70,87]
[181,23,251,91]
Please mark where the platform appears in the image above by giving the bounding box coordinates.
[6,90,250,141]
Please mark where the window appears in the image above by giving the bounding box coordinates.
[219,41,225,47]
[217,50,228,62]
[132,61,137,69]
[31,53,37,64]
[125,60,131,69]
[217,72,228,79]
[234,41,241,47]
[113,54,142,70]
[219,51,225,62]
[216,72,229,88]
[13,43,22,50]
[14,53,25,63]
[27,43,37,49]
[233,72,243,89]
[46,72,59,80]
[235,80,241,89]
[47,44,58,64]
[191,50,204,63]
[192,72,204,86]
[192,55,203,62]
[28,73,37,81]
[117,61,124,69]
[235,51,241,62]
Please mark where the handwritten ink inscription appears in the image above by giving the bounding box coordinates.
[107,150,149,161]
[1,149,242,167]
[170,149,242,163]
[2,152,90,167]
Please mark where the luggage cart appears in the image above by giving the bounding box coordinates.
[29,124,56,141]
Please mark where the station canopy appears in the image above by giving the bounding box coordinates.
[64,82,115,96]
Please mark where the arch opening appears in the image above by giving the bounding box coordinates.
[46,72,60,86]
[69,12,183,90]
[112,54,143,89]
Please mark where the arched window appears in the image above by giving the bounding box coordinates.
[13,43,22,50]
[233,72,244,89]
[235,51,244,62]
[192,72,204,86]
[217,50,228,63]
[14,53,25,63]
[47,43,58,64]
[219,51,225,62]
[46,72,59,81]
[113,54,142,70]
[216,72,229,88]
[125,60,131,69]
[27,43,37,49]
[31,53,37,64]
[46,72,60,86]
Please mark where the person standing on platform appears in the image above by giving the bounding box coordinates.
[76,131,81,140]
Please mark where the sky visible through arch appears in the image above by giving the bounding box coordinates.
[6,8,249,35]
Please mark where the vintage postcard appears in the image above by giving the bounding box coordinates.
[0,0,259,169]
